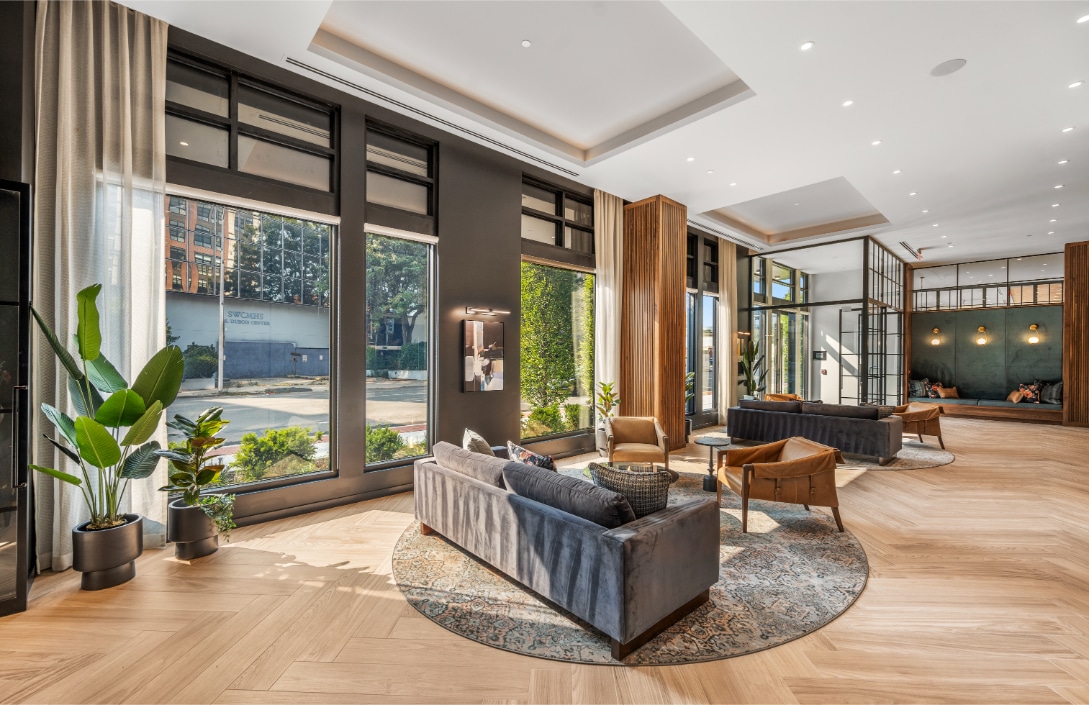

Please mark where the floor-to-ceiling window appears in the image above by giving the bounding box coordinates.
[751,256,811,398]
[685,232,720,426]
[364,232,432,465]
[164,196,333,487]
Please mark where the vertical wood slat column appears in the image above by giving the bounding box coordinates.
[619,195,687,451]
[1064,241,1089,427]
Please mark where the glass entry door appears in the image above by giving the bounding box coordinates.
[0,180,32,617]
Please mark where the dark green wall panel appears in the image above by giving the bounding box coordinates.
[910,306,1063,400]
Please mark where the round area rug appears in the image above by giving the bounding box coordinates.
[392,471,868,665]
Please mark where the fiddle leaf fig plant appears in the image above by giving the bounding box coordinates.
[740,338,768,396]
[594,381,620,424]
[29,284,184,530]
[157,406,237,539]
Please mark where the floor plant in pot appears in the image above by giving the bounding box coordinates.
[594,381,620,454]
[740,338,767,400]
[158,406,236,560]
[29,284,183,590]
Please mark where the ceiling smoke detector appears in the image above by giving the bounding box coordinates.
[931,59,967,77]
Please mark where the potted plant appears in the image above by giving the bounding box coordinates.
[684,371,696,441]
[29,284,183,590]
[740,339,767,400]
[158,406,236,560]
[594,381,620,454]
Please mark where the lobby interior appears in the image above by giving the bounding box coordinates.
[2,1,1089,703]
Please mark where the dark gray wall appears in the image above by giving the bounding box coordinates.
[911,306,1063,399]
[0,1,35,185]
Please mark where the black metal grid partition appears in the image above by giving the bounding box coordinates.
[912,253,1064,311]
[864,239,905,405]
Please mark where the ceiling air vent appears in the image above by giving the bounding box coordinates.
[899,241,921,260]
[687,220,766,252]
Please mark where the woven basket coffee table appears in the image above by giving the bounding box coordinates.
[587,462,676,518]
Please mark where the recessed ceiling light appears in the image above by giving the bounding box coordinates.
[1048,231,1055,235]
[706,170,714,174]
[941,234,947,239]
[794,203,800,206]
[1071,81,1085,88]
[948,244,954,248]
[932,223,939,227]
[930,58,968,77]
[729,182,737,186]
[1050,219,1058,222]
[1058,159,1069,165]
[922,209,929,213]
[1052,203,1060,207]
[179,141,189,146]
[909,192,918,196]
[686,157,694,162]
[1079,13,1089,23]
[1017,257,1023,260]
[800,41,815,51]
[872,140,883,146]
[892,169,902,174]
[1054,184,1064,189]
[1062,126,1075,132]
[521,40,532,48]
[842,100,854,107]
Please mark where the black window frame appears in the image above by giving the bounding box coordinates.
[363,119,437,236]
[520,176,594,254]
[166,50,339,197]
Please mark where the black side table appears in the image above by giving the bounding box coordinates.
[694,435,731,492]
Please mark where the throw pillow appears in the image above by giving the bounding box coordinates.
[1006,390,1025,403]
[432,441,507,488]
[1040,381,1064,405]
[926,382,944,399]
[462,428,495,456]
[507,441,556,471]
[936,386,960,399]
[502,462,636,528]
[908,378,928,398]
[1018,382,1041,403]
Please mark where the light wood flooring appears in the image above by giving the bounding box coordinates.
[4,417,1089,704]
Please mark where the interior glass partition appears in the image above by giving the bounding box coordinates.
[913,253,1064,311]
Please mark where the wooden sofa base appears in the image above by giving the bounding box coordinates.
[611,589,710,660]
[912,401,1062,425]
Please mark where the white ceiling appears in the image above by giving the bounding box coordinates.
[123,0,1089,267]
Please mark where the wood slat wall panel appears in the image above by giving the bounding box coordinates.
[1064,241,1089,426]
[620,195,687,450]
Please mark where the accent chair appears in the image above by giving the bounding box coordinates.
[893,403,945,449]
[764,393,803,402]
[605,416,669,470]
[717,437,845,532]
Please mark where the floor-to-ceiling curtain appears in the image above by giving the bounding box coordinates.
[33,0,168,571]
[593,190,624,405]
[718,239,738,424]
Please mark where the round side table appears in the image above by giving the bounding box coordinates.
[694,435,731,492]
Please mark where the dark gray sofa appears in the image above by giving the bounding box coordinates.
[414,442,720,659]
[727,400,903,464]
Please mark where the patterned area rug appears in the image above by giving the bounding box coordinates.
[392,471,869,665]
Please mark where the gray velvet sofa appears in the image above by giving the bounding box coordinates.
[727,400,903,464]
[414,442,720,659]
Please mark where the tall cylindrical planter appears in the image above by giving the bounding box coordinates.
[72,514,143,591]
[167,498,219,560]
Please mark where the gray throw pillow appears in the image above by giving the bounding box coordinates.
[502,463,636,528]
[433,441,507,488]
[1040,381,1063,405]
[801,402,879,420]
[908,378,928,398]
[462,428,495,456]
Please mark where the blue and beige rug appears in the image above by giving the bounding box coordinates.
[392,470,869,665]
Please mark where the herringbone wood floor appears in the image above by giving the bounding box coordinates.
[4,417,1089,704]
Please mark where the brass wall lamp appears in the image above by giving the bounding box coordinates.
[1028,324,1040,344]
[930,327,941,345]
[976,326,988,345]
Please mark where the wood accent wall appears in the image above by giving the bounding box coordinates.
[619,195,687,450]
[1063,241,1089,427]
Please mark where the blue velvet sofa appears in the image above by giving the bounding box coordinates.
[414,442,720,659]
[727,400,903,464]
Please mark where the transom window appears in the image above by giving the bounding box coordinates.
[520,179,594,256]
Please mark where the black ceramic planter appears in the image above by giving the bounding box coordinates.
[72,514,143,591]
[167,498,219,560]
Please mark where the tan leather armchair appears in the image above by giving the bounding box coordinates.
[605,416,669,470]
[893,403,945,449]
[716,437,845,532]
[764,393,803,402]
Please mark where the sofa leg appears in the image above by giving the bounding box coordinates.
[419,522,435,536]
[831,507,844,532]
[878,456,895,466]
[610,589,709,660]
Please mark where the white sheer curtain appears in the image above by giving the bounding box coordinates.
[718,239,739,424]
[33,0,168,571]
[593,190,624,401]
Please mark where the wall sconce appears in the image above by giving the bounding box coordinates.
[465,306,510,316]
[1028,324,1040,344]
[930,327,941,346]
[976,326,988,345]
